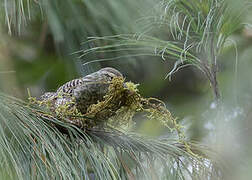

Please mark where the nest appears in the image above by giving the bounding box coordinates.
[29,77,182,135]
[27,77,203,157]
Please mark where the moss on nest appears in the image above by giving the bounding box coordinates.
[29,77,182,137]
[27,77,204,156]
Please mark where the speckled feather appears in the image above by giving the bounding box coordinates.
[40,67,123,114]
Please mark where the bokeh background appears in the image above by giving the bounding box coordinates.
[0,0,252,179]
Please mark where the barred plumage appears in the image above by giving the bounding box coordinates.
[57,78,84,94]
[40,67,123,114]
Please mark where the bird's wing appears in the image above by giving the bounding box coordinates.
[55,74,100,94]
[56,70,113,95]
[56,78,84,94]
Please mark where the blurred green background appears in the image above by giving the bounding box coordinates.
[0,0,252,179]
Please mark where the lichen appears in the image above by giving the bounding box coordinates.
[29,77,184,139]
[27,76,202,156]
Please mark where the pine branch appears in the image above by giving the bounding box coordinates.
[0,92,223,179]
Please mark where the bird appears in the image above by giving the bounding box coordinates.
[40,67,123,114]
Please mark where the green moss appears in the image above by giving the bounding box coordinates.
[29,77,183,138]
[28,77,201,156]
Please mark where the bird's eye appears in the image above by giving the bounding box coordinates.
[104,73,113,80]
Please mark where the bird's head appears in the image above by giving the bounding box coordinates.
[98,67,123,80]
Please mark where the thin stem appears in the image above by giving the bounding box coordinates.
[210,35,221,102]
[201,61,221,103]
[210,71,221,102]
